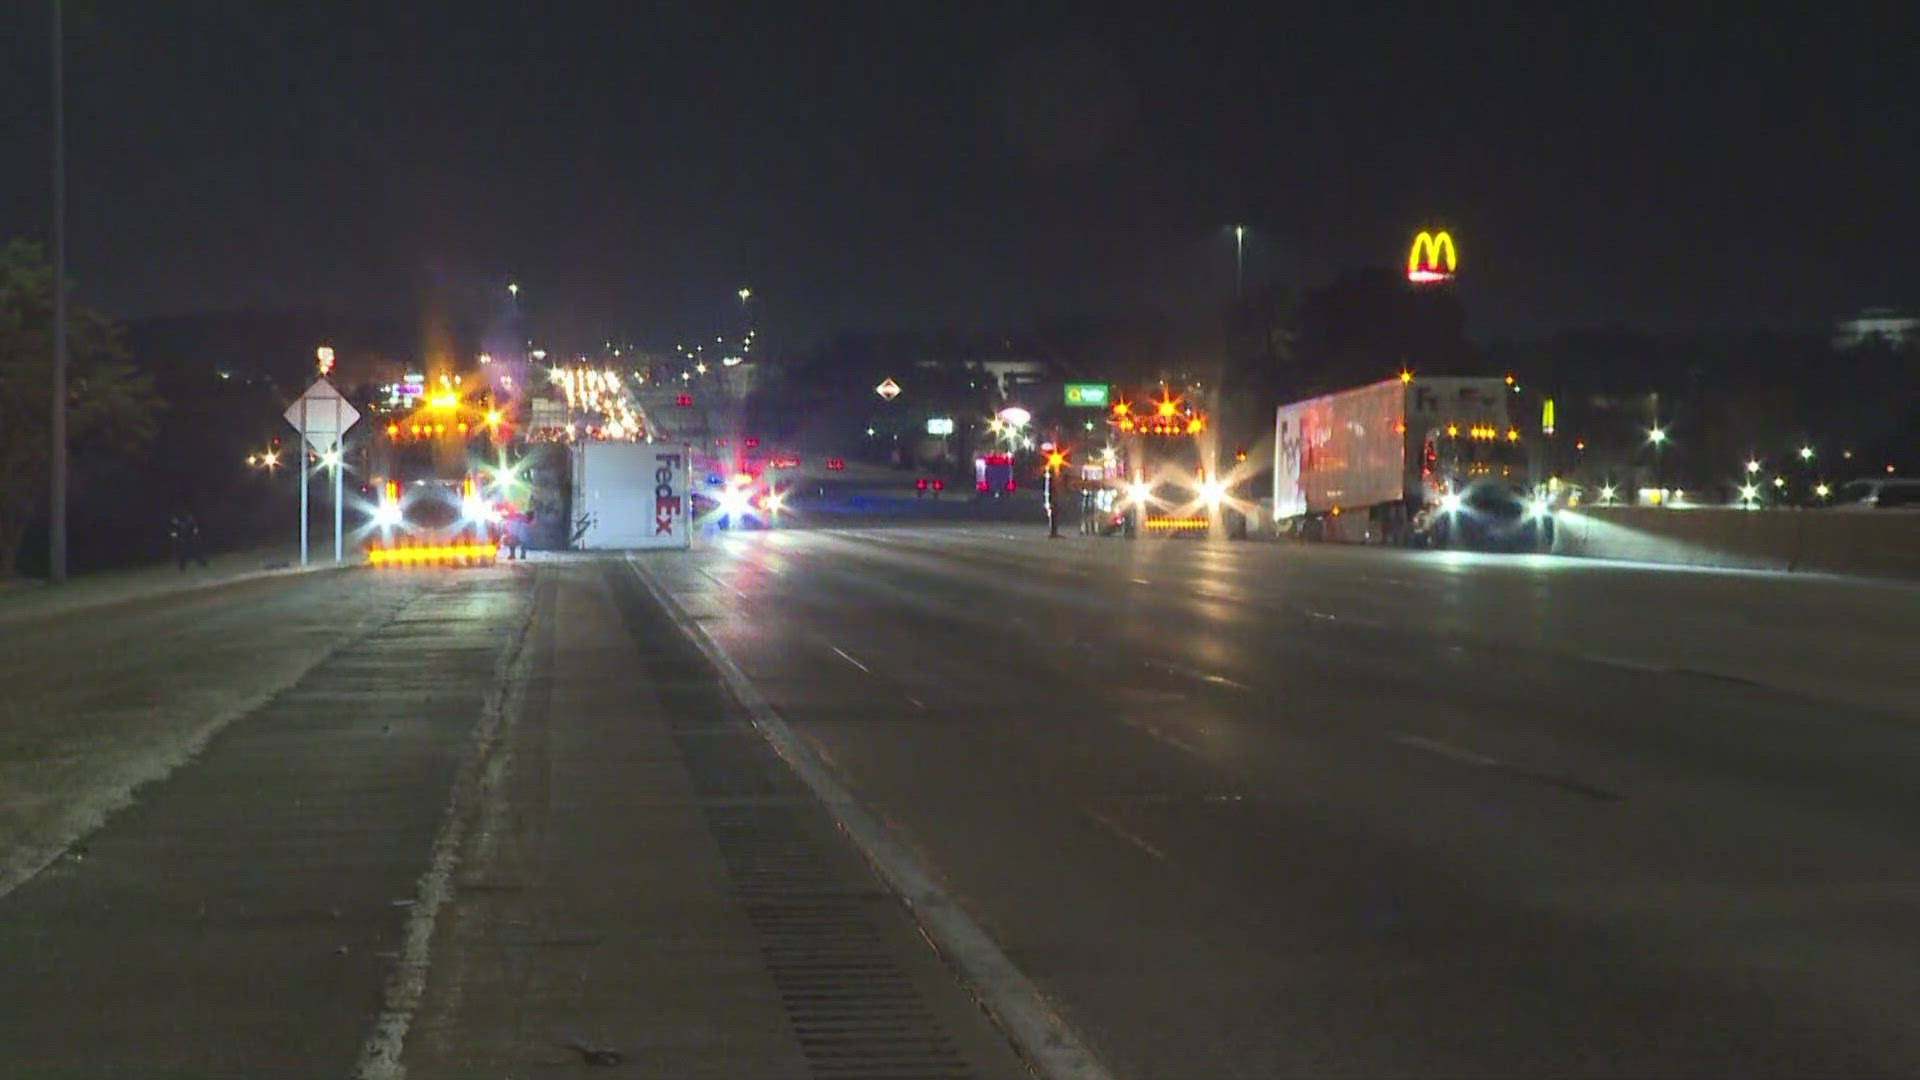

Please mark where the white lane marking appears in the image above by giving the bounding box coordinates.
[355,586,540,1080]
[627,556,1115,1080]
[907,696,928,710]
[1147,660,1252,694]
[1391,731,1502,768]
[830,645,872,674]
[1115,714,1203,756]
[1130,577,1152,585]
[695,566,750,601]
[1080,808,1170,863]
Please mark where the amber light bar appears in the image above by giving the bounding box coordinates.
[367,543,497,566]
[1144,517,1208,530]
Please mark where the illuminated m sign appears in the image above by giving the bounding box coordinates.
[1406,230,1457,283]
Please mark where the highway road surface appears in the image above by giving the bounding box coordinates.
[647,525,1920,1078]
[1,523,1917,1077]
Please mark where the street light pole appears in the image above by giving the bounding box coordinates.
[1233,225,1245,302]
[49,0,68,583]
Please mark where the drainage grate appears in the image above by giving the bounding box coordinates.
[746,899,976,1080]
[698,800,974,1079]
[612,563,984,1080]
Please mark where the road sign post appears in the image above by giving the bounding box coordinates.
[333,438,343,562]
[285,378,361,566]
[298,402,308,566]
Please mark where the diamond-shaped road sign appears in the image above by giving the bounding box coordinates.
[284,377,361,451]
[874,377,901,400]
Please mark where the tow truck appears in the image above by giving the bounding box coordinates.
[1087,385,1244,538]
[364,388,512,566]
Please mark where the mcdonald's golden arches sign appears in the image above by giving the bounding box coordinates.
[1406,230,1457,283]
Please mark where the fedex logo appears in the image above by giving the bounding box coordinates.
[654,453,683,535]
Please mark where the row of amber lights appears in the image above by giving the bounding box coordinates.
[385,410,503,439]
[367,543,497,566]
[1144,517,1209,529]
[1447,424,1520,441]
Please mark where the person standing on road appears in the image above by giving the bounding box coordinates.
[168,507,209,570]
[498,501,532,561]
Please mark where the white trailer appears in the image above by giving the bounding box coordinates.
[571,442,693,550]
[1273,376,1521,543]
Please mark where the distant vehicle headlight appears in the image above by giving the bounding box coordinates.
[461,496,490,522]
[1200,478,1228,508]
[1440,492,1463,514]
[374,501,402,527]
[1529,496,1551,518]
[1126,481,1153,506]
[718,485,751,516]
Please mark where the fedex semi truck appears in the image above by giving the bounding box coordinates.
[1273,376,1546,547]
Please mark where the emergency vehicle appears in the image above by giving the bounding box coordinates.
[364,387,513,566]
[1087,385,1241,538]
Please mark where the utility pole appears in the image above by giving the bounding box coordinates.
[50,0,68,583]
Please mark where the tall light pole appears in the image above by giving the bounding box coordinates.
[1233,225,1245,301]
[49,0,68,583]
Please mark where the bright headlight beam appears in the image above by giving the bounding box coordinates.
[1440,492,1463,513]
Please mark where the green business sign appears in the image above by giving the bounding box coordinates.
[1063,383,1110,408]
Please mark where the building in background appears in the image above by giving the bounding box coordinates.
[1833,308,1918,350]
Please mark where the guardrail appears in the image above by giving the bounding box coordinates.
[1550,506,1920,578]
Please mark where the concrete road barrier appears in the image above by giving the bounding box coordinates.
[1551,506,1920,578]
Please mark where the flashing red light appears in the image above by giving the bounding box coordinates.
[744,436,759,449]
[826,457,845,471]
[932,478,944,491]
[1005,480,1016,492]
[675,394,693,407]
[715,437,728,447]
[916,478,928,491]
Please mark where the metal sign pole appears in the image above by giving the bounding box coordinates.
[299,399,309,567]
[332,432,343,563]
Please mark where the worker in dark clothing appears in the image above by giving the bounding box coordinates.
[168,508,208,570]
[499,502,532,561]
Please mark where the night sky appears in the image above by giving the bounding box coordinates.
[2,4,1915,348]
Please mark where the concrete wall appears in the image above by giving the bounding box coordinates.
[1551,507,1920,577]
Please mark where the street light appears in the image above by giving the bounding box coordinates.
[1745,458,1761,473]
[1648,426,1667,445]
[508,281,519,299]
[737,287,751,303]
[1799,445,1815,461]
[1233,224,1245,300]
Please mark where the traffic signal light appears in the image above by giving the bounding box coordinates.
[675,394,692,407]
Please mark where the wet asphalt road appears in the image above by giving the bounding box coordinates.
[3,526,1919,1078]
[648,525,1920,1078]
